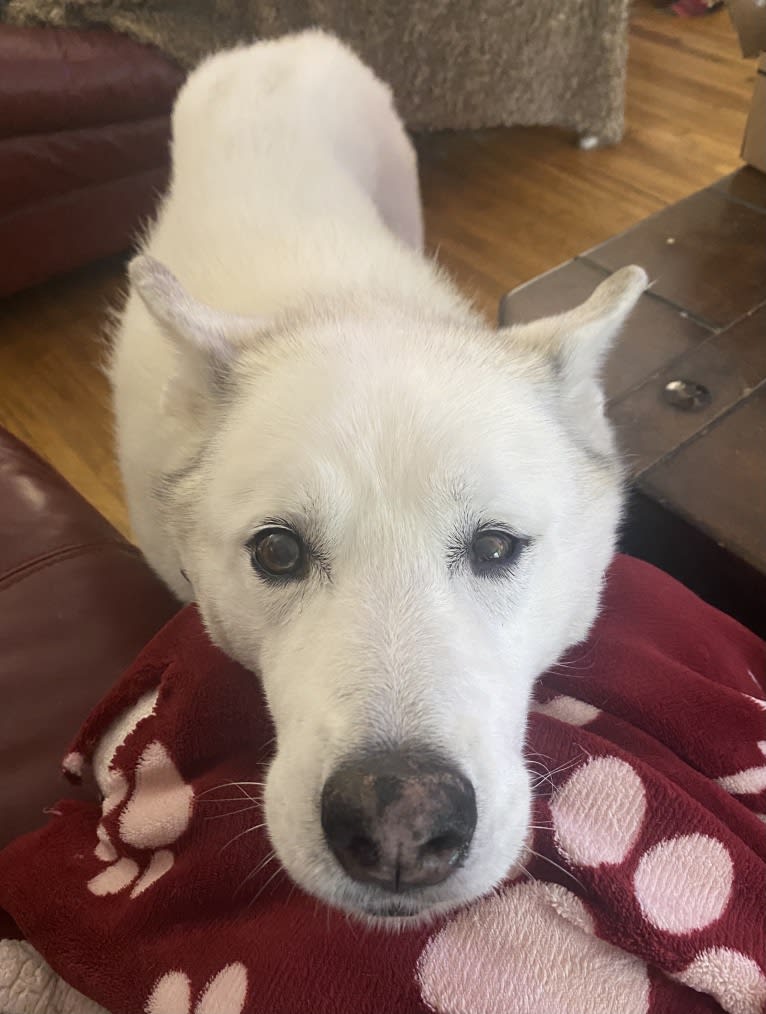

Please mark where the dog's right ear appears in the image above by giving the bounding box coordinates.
[129,255,266,411]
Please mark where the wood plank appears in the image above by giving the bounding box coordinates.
[639,384,766,574]
[585,186,766,328]
[611,304,766,474]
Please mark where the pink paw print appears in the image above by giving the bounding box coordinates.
[419,879,650,1014]
[715,739,766,799]
[87,740,194,899]
[419,754,766,1014]
[146,963,248,1014]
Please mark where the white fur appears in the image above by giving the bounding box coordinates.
[110,30,646,923]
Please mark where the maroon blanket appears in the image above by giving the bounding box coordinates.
[0,554,764,1014]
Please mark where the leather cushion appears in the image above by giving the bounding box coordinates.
[0,116,172,216]
[0,25,183,139]
[0,164,169,297]
[0,428,179,851]
[0,24,183,296]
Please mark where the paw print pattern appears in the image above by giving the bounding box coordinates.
[715,740,766,797]
[531,694,602,727]
[419,752,766,1014]
[550,756,646,867]
[552,757,763,1012]
[145,963,248,1014]
[632,834,733,934]
[87,740,193,899]
[675,948,766,1014]
[419,880,651,1014]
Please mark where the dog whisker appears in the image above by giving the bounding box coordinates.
[526,749,556,762]
[245,849,277,878]
[283,881,299,911]
[198,780,265,802]
[235,850,278,896]
[530,755,582,786]
[197,797,263,804]
[204,803,261,820]
[248,864,286,908]
[538,760,580,782]
[199,780,266,793]
[219,822,267,854]
[515,861,537,883]
[526,847,583,889]
[342,909,360,940]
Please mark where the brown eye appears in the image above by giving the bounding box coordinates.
[249,527,305,579]
[470,529,522,574]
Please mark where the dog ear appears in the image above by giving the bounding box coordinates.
[128,255,266,411]
[506,265,647,455]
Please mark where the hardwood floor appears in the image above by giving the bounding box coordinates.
[0,3,756,539]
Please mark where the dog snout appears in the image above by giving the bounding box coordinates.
[320,749,477,891]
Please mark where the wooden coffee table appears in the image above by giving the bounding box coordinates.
[499,168,766,637]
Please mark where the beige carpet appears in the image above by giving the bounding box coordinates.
[3,0,631,141]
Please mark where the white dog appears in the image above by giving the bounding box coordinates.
[110,30,646,924]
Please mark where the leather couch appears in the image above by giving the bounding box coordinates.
[0,426,179,861]
[0,25,182,297]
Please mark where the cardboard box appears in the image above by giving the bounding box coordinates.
[726,0,766,58]
[742,54,766,172]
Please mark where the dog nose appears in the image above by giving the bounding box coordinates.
[320,749,477,891]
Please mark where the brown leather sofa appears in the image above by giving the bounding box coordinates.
[0,426,179,862]
[0,25,182,297]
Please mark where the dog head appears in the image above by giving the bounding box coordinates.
[131,256,646,923]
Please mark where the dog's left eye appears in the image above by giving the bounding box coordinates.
[469,529,523,574]
[248,527,307,580]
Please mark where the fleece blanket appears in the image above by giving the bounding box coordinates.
[1,0,630,141]
[0,554,764,1014]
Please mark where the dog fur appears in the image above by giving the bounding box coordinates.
[110,30,647,924]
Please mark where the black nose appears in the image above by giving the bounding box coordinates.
[320,749,477,891]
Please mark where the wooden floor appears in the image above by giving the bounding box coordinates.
[0,3,756,539]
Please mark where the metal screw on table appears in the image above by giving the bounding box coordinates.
[663,379,712,412]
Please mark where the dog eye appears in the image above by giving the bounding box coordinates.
[470,529,523,574]
[248,527,306,579]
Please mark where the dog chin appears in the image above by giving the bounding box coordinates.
[341,894,471,931]
[315,871,503,931]
[357,908,442,932]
